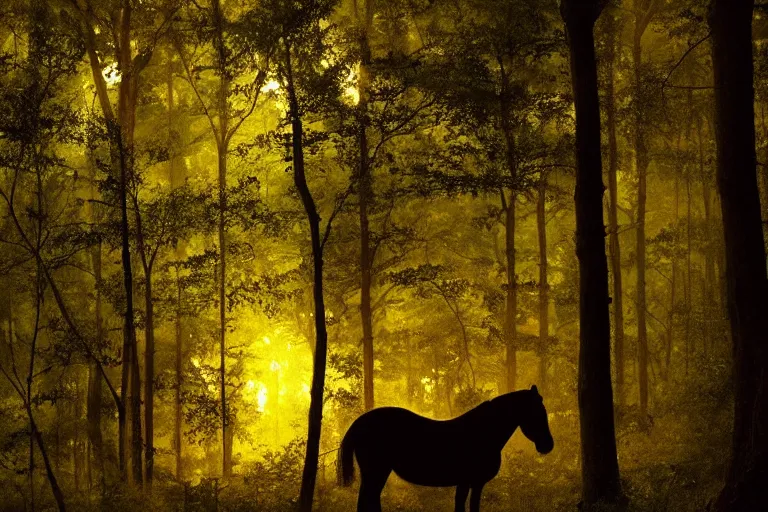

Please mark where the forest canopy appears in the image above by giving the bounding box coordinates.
[1,0,767,511]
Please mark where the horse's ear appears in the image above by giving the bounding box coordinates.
[531,384,539,395]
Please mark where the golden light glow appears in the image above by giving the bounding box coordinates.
[343,65,360,105]
[102,62,120,86]
[261,80,281,93]
[256,383,268,412]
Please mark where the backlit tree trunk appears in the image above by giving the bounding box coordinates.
[710,1,768,509]
[603,9,625,405]
[285,39,330,512]
[537,181,549,391]
[632,0,659,425]
[561,0,623,505]
[358,0,375,411]
[499,59,518,392]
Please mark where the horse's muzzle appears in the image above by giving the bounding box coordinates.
[536,438,554,454]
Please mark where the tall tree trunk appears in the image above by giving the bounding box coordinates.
[175,270,184,481]
[29,413,65,511]
[665,173,679,380]
[167,47,185,482]
[537,182,549,391]
[685,147,693,368]
[503,193,517,392]
[633,0,657,425]
[143,267,155,486]
[217,143,231,478]
[560,1,622,505]
[211,0,232,478]
[604,9,625,405]
[285,41,330,512]
[710,1,768,509]
[114,120,142,485]
[80,0,144,481]
[499,58,518,392]
[700,118,715,352]
[357,0,376,412]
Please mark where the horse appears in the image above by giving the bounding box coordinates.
[337,385,554,512]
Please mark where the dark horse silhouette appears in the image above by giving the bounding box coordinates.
[337,385,554,512]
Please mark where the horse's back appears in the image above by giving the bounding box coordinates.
[348,406,501,486]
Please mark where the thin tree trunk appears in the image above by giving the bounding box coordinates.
[710,1,768,509]
[537,182,549,391]
[560,1,622,505]
[285,40,330,512]
[665,173,679,380]
[700,118,715,352]
[633,0,656,425]
[357,0,375,412]
[504,194,517,392]
[210,0,232,478]
[143,267,155,486]
[175,270,183,481]
[685,157,692,370]
[499,57,518,393]
[604,9,625,405]
[29,413,65,511]
[217,144,230,479]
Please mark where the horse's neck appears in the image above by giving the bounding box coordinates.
[487,397,522,449]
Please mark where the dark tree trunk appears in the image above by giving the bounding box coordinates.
[29,414,65,511]
[87,242,106,487]
[710,1,768,509]
[504,195,517,392]
[357,0,375,412]
[175,270,184,481]
[211,0,232,478]
[284,41,330,512]
[537,182,549,392]
[143,269,155,486]
[632,0,656,424]
[665,174,679,380]
[560,0,622,505]
[700,118,715,352]
[499,58,518,393]
[604,9,625,405]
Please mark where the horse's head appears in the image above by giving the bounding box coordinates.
[519,385,554,455]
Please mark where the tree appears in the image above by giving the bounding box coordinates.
[174,0,273,477]
[560,0,622,506]
[68,0,173,483]
[273,0,342,507]
[632,0,660,425]
[710,0,768,509]
[599,5,626,406]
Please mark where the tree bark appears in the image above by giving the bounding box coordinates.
[285,39,330,512]
[700,117,715,353]
[499,56,518,392]
[632,0,657,425]
[143,267,155,486]
[604,9,625,405]
[175,269,184,481]
[537,182,549,392]
[560,0,623,505]
[357,0,376,412]
[710,1,768,509]
[210,0,232,478]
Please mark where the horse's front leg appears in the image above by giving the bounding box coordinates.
[454,485,469,512]
[469,482,486,512]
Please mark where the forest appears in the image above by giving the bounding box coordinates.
[1,0,767,510]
